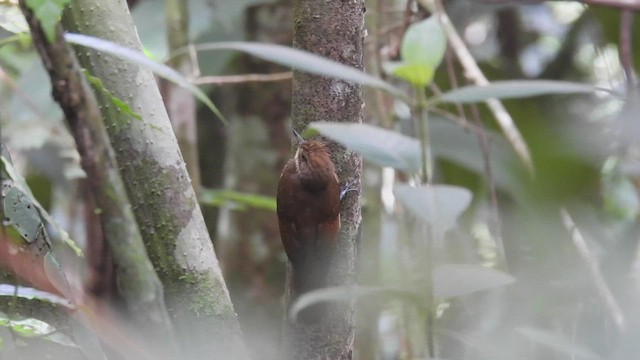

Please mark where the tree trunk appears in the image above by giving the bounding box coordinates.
[283,0,365,358]
[61,1,248,358]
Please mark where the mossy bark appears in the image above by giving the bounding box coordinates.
[284,0,365,358]
[61,0,247,358]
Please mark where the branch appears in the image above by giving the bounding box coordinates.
[18,0,177,351]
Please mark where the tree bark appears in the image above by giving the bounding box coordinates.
[61,1,248,358]
[283,0,365,358]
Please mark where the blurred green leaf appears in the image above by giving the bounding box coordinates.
[0,284,73,308]
[516,327,603,360]
[390,16,446,86]
[310,122,421,172]
[0,1,28,33]
[434,264,515,298]
[394,184,472,232]
[0,311,77,347]
[63,33,227,124]
[437,80,601,104]
[199,189,276,211]
[191,41,407,99]
[24,0,71,42]
[290,286,420,321]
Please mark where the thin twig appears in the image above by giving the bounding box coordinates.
[619,10,636,92]
[560,208,626,332]
[465,0,640,11]
[192,71,292,85]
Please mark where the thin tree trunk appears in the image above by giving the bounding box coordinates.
[61,1,248,358]
[283,0,365,358]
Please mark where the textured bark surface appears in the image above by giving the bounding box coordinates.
[20,0,176,352]
[61,0,248,358]
[284,0,365,358]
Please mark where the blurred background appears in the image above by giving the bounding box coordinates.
[1,0,639,359]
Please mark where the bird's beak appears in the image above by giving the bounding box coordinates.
[292,129,305,145]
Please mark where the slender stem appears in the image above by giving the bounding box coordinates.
[415,85,432,184]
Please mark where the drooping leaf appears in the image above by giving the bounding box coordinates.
[24,0,72,42]
[516,327,603,360]
[437,80,602,104]
[391,16,446,86]
[3,186,42,243]
[310,122,421,172]
[199,189,276,211]
[63,33,227,124]
[433,264,515,298]
[191,41,407,99]
[0,284,73,308]
[0,311,77,347]
[394,184,472,232]
[82,69,142,130]
[290,286,420,321]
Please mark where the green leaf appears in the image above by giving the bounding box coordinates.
[82,69,142,131]
[289,286,420,321]
[394,184,472,232]
[434,264,515,298]
[190,41,407,100]
[310,122,421,172]
[0,284,73,308]
[63,33,227,124]
[394,16,446,86]
[437,80,601,104]
[0,311,77,347]
[0,1,28,33]
[24,0,72,43]
[199,189,276,211]
[3,186,42,243]
[516,327,603,360]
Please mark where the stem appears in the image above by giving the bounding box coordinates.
[415,85,432,184]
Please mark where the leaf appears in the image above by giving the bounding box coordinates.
[433,264,515,298]
[0,284,73,308]
[191,41,406,100]
[310,122,421,172]
[0,1,28,33]
[199,189,276,211]
[43,252,74,301]
[290,286,420,321]
[1,156,82,255]
[394,184,472,232]
[24,0,72,43]
[3,186,42,243]
[0,311,77,347]
[71,313,107,360]
[82,69,142,130]
[63,33,227,124]
[437,80,601,104]
[393,16,446,86]
[516,327,603,360]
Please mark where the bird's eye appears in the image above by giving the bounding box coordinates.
[300,153,307,162]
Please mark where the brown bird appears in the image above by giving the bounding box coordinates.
[277,131,341,297]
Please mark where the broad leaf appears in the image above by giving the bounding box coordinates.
[516,327,603,360]
[24,0,71,42]
[290,286,420,321]
[0,311,76,347]
[392,16,446,86]
[0,1,28,33]
[64,33,226,124]
[3,186,42,243]
[434,264,515,298]
[394,184,472,232]
[438,80,600,104]
[192,42,406,99]
[310,122,421,172]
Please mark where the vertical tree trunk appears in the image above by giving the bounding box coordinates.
[61,1,248,358]
[283,0,365,358]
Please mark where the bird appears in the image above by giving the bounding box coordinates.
[276,130,341,299]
